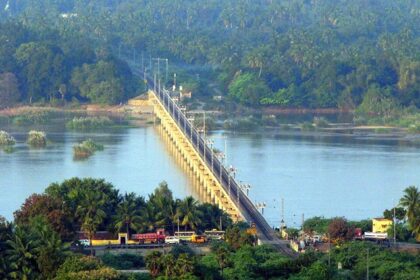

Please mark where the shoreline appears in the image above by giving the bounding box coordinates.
[1,105,418,140]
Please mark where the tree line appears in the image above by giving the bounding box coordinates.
[1,0,418,112]
[0,21,137,107]
[1,178,419,279]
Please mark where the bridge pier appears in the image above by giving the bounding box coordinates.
[149,91,243,222]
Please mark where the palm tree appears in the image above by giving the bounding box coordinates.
[76,189,106,254]
[114,193,143,236]
[6,227,38,280]
[145,251,163,278]
[400,186,420,239]
[176,197,202,231]
[174,254,194,276]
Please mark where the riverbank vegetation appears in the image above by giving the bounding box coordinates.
[27,130,47,147]
[1,178,419,279]
[67,116,114,130]
[73,139,104,159]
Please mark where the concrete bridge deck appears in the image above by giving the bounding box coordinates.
[147,80,296,257]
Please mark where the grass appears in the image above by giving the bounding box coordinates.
[66,116,114,130]
[73,139,104,159]
[27,131,47,147]
[12,111,58,126]
[0,131,16,146]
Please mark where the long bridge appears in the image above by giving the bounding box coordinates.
[145,78,296,257]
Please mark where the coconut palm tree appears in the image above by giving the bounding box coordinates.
[113,192,143,236]
[176,196,202,231]
[400,186,420,239]
[76,189,106,254]
[174,253,194,276]
[145,251,163,278]
[6,227,38,280]
[400,186,420,221]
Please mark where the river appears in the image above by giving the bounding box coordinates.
[0,122,419,228]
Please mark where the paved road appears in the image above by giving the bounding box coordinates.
[148,81,297,258]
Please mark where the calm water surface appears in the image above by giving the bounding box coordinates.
[0,123,419,228]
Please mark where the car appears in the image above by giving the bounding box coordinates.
[165,236,180,244]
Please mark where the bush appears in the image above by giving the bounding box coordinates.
[100,253,145,270]
[0,131,15,146]
[170,244,195,258]
[27,130,47,147]
[313,117,329,128]
[73,139,104,159]
[300,122,315,131]
[67,116,114,130]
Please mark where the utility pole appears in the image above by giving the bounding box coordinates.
[280,198,285,234]
[393,202,396,247]
[301,213,305,229]
[177,217,180,233]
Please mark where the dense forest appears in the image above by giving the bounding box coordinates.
[0,21,137,106]
[0,0,419,111]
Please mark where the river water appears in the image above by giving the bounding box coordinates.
[0,122,419,228]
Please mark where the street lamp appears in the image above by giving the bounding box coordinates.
[255,202,267,215]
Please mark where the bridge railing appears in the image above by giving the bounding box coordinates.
[149,79,275,241]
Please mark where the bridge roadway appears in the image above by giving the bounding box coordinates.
[148,80,296,257]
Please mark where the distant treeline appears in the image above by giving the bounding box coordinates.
[0,0,419,111]
[0,21,138,107]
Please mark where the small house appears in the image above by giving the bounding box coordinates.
[372,218,392,233]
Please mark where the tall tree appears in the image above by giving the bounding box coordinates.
[75,189,106,253]
[113,192,143,236]
[399,186,420,240]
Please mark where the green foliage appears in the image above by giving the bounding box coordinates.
[27,130,47,147]
[170,244,195,258]
[399,186,420,241]
[100,253,145,270]
[4,217,69,279]
[0,72,20,107]
[228,73,270,106]
[56,256,120,280]
[66,116,114,130]
[71,61,126,105]
[12,110,57,126]
[0,130,15,146]
[225,225,256,250]
[73,139,104,159]
[303,216,331,234]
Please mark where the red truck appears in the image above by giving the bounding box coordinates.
[131,229,166,244]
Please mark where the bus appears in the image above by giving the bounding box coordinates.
[175,231,195,241]
[204,230,225,240]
